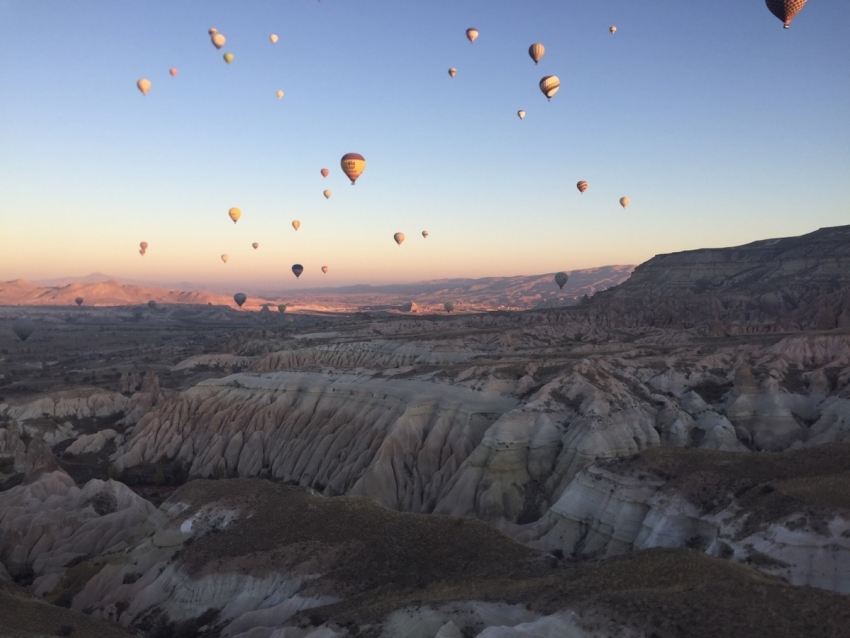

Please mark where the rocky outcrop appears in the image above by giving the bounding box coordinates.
[1,388,130,422]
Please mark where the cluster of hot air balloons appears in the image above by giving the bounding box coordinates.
[139,241,148,256]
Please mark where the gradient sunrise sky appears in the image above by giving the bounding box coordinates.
[1,1,848,290]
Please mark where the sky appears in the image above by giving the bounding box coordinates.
[1,0,848,291]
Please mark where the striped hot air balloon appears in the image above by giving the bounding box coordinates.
[539,76,560,101]
[321,168,329,178]
[577,181,588,194]
[765,0,807,28]
[340,153,366,185]
[528,43,545,65]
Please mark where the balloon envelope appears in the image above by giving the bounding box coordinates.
[209,28,218,35]
[292,220,300,231]
[140,241,148,250]
[148,300,157,309]
[448,68,457,78]
[539,76,560,100]
[444,302,454,313]
[620,197,630,209]
[555,272,569,290]
[517,110,525,120]
[276,90,284,99]
[75,297,84,306]
[610,26,617,34]
[12,318,34,342]
[422,230,429,238]
[169,68,178,77]
[765,0,807,27]
[252,242,259,249]
[223,52,234,64]
[292,264,303,278]
[229,207,241,223]
[466,28,478,43]
[212,33,225,48]
[340,153,366,185]
[394,232,405,245]
[323,190,332,199]
[139,249,145,256]
[321,266,329,273]
[321,168,329,178]
[221,254,229,263]
[137,79,151,96]
[234,293,247,307]
[270,34,278,43]
[528,43,545,64]
[277,304,287,314]
[577,181,588,193]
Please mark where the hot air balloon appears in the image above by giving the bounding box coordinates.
[234,293,247,308]
[619,197,630,209]
[422,230,429,238]
[276,90,284,99]
[466,28,478,43]
[539,76,560,101]
[148,300,157,309]
[209,28,218,35]
[292,220,300,231]
[223,52,234,64]
[610,26,617,34]
[394,232,405,245]
[228,207,241,223]
[292,264,303,278]
[270,34,278,43]
[323,190,332,199]
[528,43,545,64]
[75,297,84,306]
[340,153,366,185]
[765,0,807,28]
[577,181,588,194]
[278,304,287,313]
[212,33,225,49]
[139,249,145,256]
[444,301,454,313]
[321,168,329,178]
[448,68,457,78]
[140,241,148,251]
[169,68,178,77]
[517,110,525,120]
[221,254,229,263]
[137,79,151,96]
[321,266,329,274]
[252,242,259,249]
[12,318,34,342]
[554,272,569,290]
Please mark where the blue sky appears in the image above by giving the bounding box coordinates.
[1,0,848,290]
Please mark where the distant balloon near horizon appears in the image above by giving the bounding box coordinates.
[517,110,525,120]
[147,300,157,309]
[466,28,478,43]
[276,90,284,99]
[554,272,569,290]
[291,264,304,278]
[321,266,329,274]
[233,292,247,308]
[323,189,332,199]
[765,0,807,28]
[448,67,457,78]
[609,26,617,34]
[292,220,300,231]
[223,52,234,64]
[136,79,151,96]
[252,242,259,249]
[528,43,545,64]
[228,207,241,223]
[321,168,329,178]
[269,34,278,44]
[277,304,287,314]
[221,254,229,263]
[577,181,588,194]
[12,317,35,342]
[340,153,366,185]
[444,301,454,313]
[394,232,405,245]
[422,230,429,238]
[75,297,83,306]
[211,33,225,49]
[620,197,630,209]
[539,76,560,101]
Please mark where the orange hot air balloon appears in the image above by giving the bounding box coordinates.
[323,190,332,199]
[321,168,329,178]
[765,0,807,28]
[140,241,149,250]
[228,207,241,223]
[221,254,229,264]
[137,79,151,95]
[394,232,405,245]
[252,242,259,249]
[340,153,366,185]
[169,68,177,77]
[292,220,300,231]
[270,34,278,44]
[448,67,457,78]
[528,43,545,65]
[466,28,478,43]
[576,181,588,194]
[539,76,560,101]
[212,33,225,49]
[321,266,329,274]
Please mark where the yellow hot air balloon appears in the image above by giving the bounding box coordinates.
[137,79,151,96]
[276,90,284,99]
[609,26,617,34]
[169,68,178,77]
[321,266,329,274]
[394,232,405,245]
[323,190,332,199]
[212,33,225,49]
[221,254,229,263]
[517,110,526,120]
[448,67,457,78]
[619,197,630,209]
[340,153,366,185]
[422,230,429,238]
[292,220,300,231]
[223,52,234,64]
[528,43,545,64]
[577,181,588,194]
[252,242,259,249]
[270,34,278,44]
[229,207,241,223]
[539,76,560,101]
[321,168,329,178]
[466,28,478,43]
